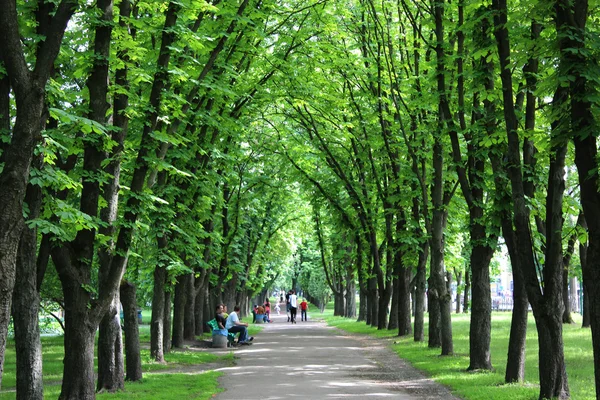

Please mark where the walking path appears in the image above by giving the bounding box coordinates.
[214,310,461,399]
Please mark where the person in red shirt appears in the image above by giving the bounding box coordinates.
[300,299,308,321]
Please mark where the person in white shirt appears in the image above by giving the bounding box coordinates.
[225,305,254,345]
[289,291,298,324]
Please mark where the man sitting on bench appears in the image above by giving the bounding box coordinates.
[225,305,254,346]
[216,305,227,330]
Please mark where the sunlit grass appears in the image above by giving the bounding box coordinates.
[0,318,235,399]
[322,306,595,400]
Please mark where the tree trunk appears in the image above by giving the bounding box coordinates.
[59,286,96,400]
[97,294,124,392]
[334,290,345,317]
[12,176,44,400]
[581,240,590,328]
[183,273,195,340]
[0,0,77,388]
[561,269,573,324]
[195,288,204,335]
[463,267,470,313]
[428,276,441,348]
[368,276,378,328]
[397,266,412,337]
[468,244,494,371]
[536,314,569,399]
[356,237,367,322]
[172,277,186,348]
[414,242,428,342]
[120,281,142,381]
[455,270,462,314]
[345,273,356,318]
[163,290,172,353]
[505,263,528,383]
[13,231,43,400]
[150,263,166,362]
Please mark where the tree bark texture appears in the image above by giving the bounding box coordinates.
[414,239,428,342]
[150,263,166,362]
[120,282,142,381]
[163,290,172,353]
[0,0,77,387]
[97,294,124,393]
[58,284,96,400]
[428,276,441,348]
[172,277,186,348]
[12,167,44,400]
[183,273,195,340]
[468,243,494,370]
[345,272,356,318]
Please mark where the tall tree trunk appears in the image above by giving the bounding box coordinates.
[163,290,172,353]
[463,267,470,313]
[580,239,590,328]
[414,236,428,342]
[195,288,205,335]
[120,281,142,381]
[388,267,399,330]
[428,276,441,348]
[455,270,462,314]
[368,276,378,328]
[345,270,356,318]
[183,273,195,340]
[59,284,96,400]
[150,262,166,361]
[468,244,494,370]
[494,0,570,396]
[0,0,77,387]
[97,294,124,392]
[12,168,44,400]
[172,277,186,348]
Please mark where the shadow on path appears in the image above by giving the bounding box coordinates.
[214,311,462,400]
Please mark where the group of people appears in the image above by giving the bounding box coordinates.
[213,291,309,346]
[252,300,272,323]
[284,290,308,323]
[215,304,254,346]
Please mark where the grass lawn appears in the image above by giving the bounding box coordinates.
[0,322,236,400]
[321,309,594,400]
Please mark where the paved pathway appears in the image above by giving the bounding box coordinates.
[214,310,461,400]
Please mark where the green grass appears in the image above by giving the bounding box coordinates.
[0,322,233,399]
[322,309,595,400]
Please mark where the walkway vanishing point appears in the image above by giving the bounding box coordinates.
[214,311,461,400]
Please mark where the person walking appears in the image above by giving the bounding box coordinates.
[226,305,254,345]
[285,290,292,322]
[300,298,308,321]
[289,291,298,324]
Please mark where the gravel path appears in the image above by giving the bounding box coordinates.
[213,311,462,400]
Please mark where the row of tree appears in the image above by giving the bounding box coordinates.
[1,0,600,399]
[0,0,320,398]
[260,0,600,399]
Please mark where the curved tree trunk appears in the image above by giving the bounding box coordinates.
[120,281,142,381]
